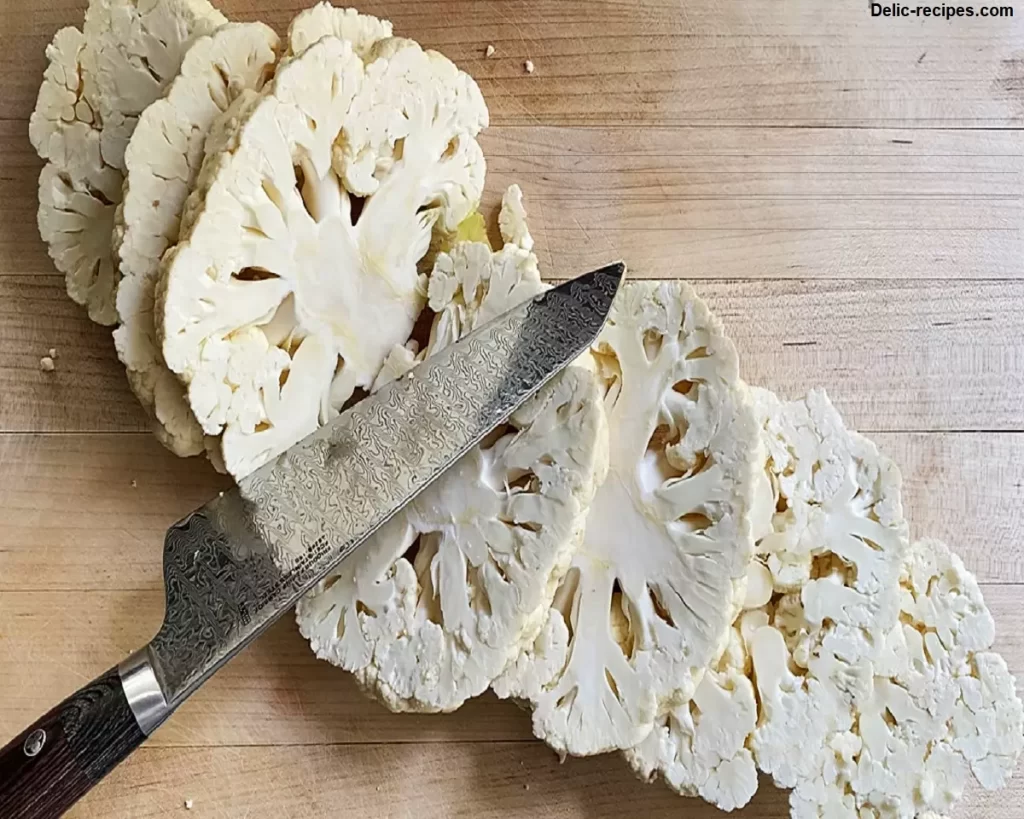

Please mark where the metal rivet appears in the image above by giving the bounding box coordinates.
[23,729,46,758]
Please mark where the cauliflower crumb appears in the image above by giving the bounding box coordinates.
[39,356,55,372]
[524,59,535,73]
[131,479,138,488]
[48,347,57,359]
[184,799,193,810]
[485,44,495,57]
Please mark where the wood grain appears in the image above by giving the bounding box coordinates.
[482,126,1023,281]
[62,744,1024,819]
[1,0,1022,817]
[3,1,1023,127]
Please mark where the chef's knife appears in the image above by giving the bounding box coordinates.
[0,263,623,818]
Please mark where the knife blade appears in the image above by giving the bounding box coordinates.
[0,262,624,818]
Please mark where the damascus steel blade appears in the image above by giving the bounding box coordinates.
[146,263,624,710]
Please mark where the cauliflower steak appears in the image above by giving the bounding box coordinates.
[159,34,488,479]
[297,206,607,712]
[495,281,761,757]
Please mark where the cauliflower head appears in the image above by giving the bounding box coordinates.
[297,207,607,712]
[29,0,226,324]
[113,22,282,457]
[494,281,761,756]
[159,34,489,479]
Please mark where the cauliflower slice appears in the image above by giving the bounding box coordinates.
[627,388,1022,815]
[287,2,394,58]
[297,224,608,712]
[745,389,910,809]
[494,281,761,756]
[760,538,1024,819]
[159,35,488,479]
[112,23,282,457]
[626,612,763,812]
[29,0,226,324]
[822,538,1022,818]
[623,388,908,811]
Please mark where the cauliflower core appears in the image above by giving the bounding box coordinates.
[29,0,227,324]
[297,212,608,712]
[159,34,488,479]
[113,23,281,457]
[494,281,761,756]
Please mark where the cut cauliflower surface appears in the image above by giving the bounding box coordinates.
[159,34,489,480]
[625,609,764,812]
[624,387,908,811]
[494,281,761,756]
[373,185,543,391]
[751,387,909,636]
[747,388,910,809]
[759,538,1024,819]
[725,389,1022,817]
[29,0,226,324]
[296,228,608,713]
[113,23,282,457]
[800,538,1023,819]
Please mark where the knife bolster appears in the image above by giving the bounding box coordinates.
[118,647,171,736]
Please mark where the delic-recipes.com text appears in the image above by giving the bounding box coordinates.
[871,2,1013,17]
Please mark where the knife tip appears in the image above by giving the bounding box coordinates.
[573,261,626,309]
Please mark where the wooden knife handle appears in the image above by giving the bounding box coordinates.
[0,665,146,818]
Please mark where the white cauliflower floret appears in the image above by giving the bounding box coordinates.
[626,622,760,812]
[836,538,1024,818]
[113,23,281,457]
[297,224,607,712]
[629,388,908,812]
[498,183,533,251]
[29,0,226,325]
[748,388,910,807]
[286,2,394,58]
[755,389,907,605]
[159,34,489,479]
[494,281,760,757]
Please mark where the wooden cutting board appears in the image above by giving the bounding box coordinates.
[1,1,1022,816]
